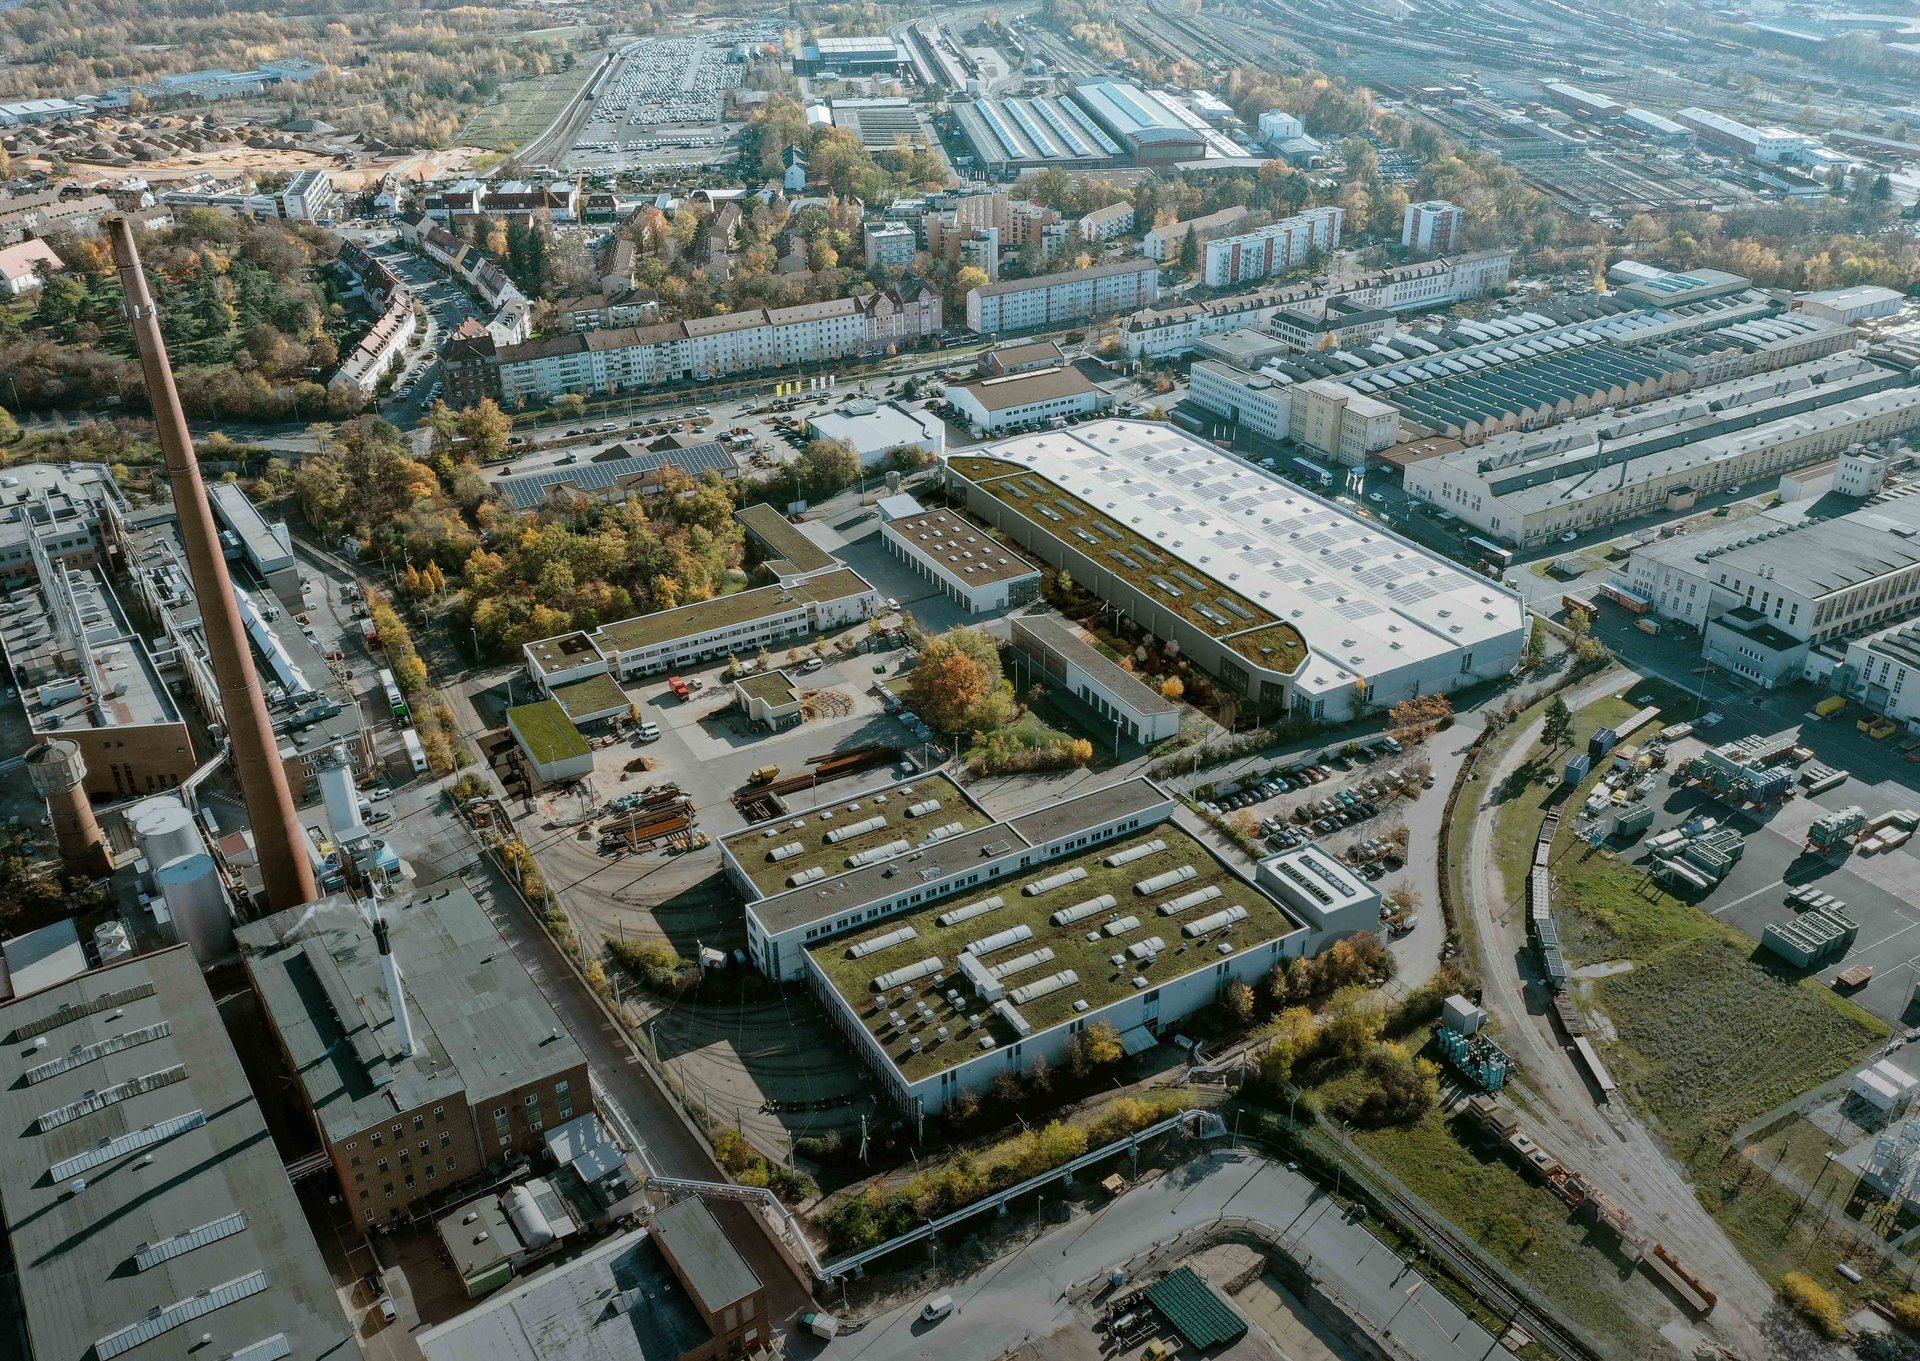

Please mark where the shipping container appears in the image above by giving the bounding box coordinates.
[1814,695,1846,717]
[1635,617,1661,635]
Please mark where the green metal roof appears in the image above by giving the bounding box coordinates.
[1146,1267,1247,1351]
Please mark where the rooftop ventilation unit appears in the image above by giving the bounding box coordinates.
[1182,905,1249,937]
[1158,884,1223,916]
[936,894,1005,927]
[1105,833,1159,863]
[871,956,944,992]
[848,926,918,959]
[965,923,1034,957]
[1134,865,1198,896]
[1024,866,1089,896]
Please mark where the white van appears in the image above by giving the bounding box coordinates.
[920,1295,954,1323]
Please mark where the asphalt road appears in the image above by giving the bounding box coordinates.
[815,1151,1497,1361]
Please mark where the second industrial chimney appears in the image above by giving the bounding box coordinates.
[108,216,317,913]
[370,903,417,1059]
[26,740,111,878]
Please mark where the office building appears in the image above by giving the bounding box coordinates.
[864,221,917,268]
[944,365,1112,433]
[881,506,1042,613]
[1011,609,1183,744]
[1201,207,1343,287]
[1401,200,1464,254]
[159,168,338,222]
[1403,356,1920,545]
[237,884,593,1226]
[0,495,199,799]
[948,422,1524,719]
[523,569,879,690]
[1624,496,1920,687]
[965,257,1159,335]
[1287,379,1402,465]
[722,771,1376,1113]
[0,944,351,1361]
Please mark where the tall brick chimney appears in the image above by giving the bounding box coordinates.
[108,217,317,912]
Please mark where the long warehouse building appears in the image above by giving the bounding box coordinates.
[947,421,1525,719]
[1403,355,1920,546]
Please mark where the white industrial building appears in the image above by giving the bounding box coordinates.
[1623,494,1920,687]
[1201,207,1344,287]
[719,773,1380,1114]
[965,257,1160,335]
[944,365,1112,433]
[949,421,1525,720]
[1843,618,1920,731]
[1675,107,1812,162]
[1794,285,1905,326]
[523,569,880,689]
[1402,356,1920,546]
[880,507,1042,613]
[1621,108,1695,146]
[1258,108,1305,145]
[806,398,945,466]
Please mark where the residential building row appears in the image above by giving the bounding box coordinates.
[1120,250,1513,358]
[965,256,1160,335]
[159,167,338,223]
[1201,206,1343,287]
[480,280,941,406]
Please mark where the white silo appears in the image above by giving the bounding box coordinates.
[129,796,202,872]
[155,850,232,963]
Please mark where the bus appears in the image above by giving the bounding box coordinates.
[1467,536,1515,570]
[401,727,429,775]
[378,668,410,724]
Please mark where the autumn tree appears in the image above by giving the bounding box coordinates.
[1258,1005,1318,1086]
[906,627,1013,735]
[1324,985,1386,1058]
[1083,1019,1124,1066]
[458,398,513,462]
[1387,693,1453,742]
[794,438,862,500]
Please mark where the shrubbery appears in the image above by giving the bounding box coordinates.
[712,1129,816,1204]
[968,732,1094,775]
[606,938,698,996]
[820,1092,1187,1253]
[1781,1271,1846,1338]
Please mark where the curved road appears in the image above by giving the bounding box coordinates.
[1461,668,1771,1354]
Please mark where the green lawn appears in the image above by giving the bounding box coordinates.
[459,64,597,149]
[1546,765,1890,1292]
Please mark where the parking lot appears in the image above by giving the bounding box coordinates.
[1561,700,1920,1025]
[567,27,773,167]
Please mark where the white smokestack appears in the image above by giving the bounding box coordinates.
[371,903,416,1059]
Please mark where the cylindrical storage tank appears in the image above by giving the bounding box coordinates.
[155,851,232,962]
[130,796,201,873]
[503,1184,554,1249]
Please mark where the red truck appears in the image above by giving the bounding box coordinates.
[668,675,692,701]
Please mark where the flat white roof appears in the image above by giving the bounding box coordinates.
[969,420,1523,694]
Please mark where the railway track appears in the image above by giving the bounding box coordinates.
[1315,1123,1602,1361]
